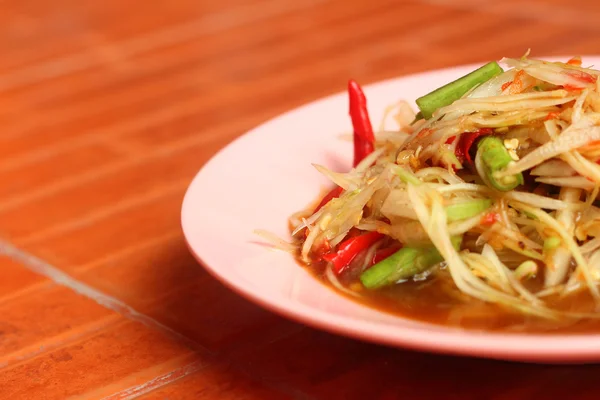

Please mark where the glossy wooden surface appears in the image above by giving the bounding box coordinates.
[1,0,600,398]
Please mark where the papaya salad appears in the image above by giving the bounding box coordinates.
[260,53,600,328]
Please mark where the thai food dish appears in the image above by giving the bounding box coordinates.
[261,52,600,332]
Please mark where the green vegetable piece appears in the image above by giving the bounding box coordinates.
[360,236,462,289]
[446,199,492,222]
[477,136,524,191]
[360,247,439,289]
[415,61,504,119]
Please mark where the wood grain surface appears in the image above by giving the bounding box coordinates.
[1,0,600,398]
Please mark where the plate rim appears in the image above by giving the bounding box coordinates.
[182,55,600,363]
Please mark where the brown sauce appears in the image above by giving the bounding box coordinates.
[293,189,600,334]
[299,259,600,333]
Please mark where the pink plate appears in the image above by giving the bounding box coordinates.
[181,56,600,363]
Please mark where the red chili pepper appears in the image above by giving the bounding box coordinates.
[313,186,344,213]
[369,244,402,267]
[346,227,362,238]
[348,80,375,167]
[455,128,494,164]
[322,231,384,274]
[445,136,457,145]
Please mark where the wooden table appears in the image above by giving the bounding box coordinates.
[1,0,600,398]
